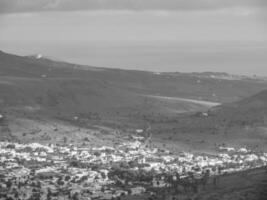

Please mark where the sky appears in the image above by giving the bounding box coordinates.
[0,0,267,75]
[0,0,266,13]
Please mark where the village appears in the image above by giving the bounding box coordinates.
[0,134,267,200]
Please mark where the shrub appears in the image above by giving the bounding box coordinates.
[6,144,15,149]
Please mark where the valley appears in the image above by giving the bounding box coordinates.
[1,50,267,200]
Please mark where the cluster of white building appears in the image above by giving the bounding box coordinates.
[0,138,267,200]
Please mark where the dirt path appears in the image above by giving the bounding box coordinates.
[145,95,221,107]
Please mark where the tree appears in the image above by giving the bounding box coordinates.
[47,188,52,200]
[72,192,79,200]
[63,137,68,143]
[6,144,15,149]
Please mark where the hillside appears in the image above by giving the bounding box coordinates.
[211,89,267,127]
[148,89,267,152]
[1,50,267,148]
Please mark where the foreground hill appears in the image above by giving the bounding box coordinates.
[1,50,267,148]
[149,89,267,152]
[211,89,267,127]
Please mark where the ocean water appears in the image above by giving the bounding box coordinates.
[0,11,266,75]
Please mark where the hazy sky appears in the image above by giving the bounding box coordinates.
[0,0,267,75]
[0,0,266,12]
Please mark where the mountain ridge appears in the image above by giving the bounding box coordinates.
[1,50,267,150]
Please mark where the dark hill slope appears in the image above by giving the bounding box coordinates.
[211,89,267,127]
[148,89,267,152]
[161,89,267,135]
[1,50,267,124]
[1,50,267,149]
